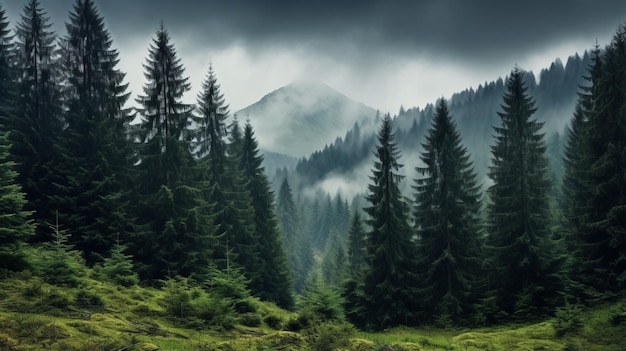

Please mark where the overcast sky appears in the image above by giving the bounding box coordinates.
[3,0,626,113]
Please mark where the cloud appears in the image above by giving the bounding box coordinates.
[4,0,625,113]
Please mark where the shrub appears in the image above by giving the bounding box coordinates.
[553,302,583,337]
[161,277,195,319]
[234,297,257,313]
[263,315,283,330]
[239,313,262,327]
[99,245,139,287]
[303,322,354,351]
[192,294,236,330]
[285,312,313,332]
[606,308,625,326]
[74,289,104,308]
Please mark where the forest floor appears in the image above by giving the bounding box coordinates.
[0,271,624,351]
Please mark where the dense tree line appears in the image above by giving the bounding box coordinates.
[337,40,624,329]
[0,0,624,333]
[0,0,293,309]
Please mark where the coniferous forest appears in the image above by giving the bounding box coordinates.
[0,1,626,350]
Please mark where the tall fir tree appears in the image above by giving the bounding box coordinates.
[239,121,294,309]
[485,67,561,318]
[0,130,35,270]
[412,98,483,325]
[9,0,64,240]
[360,114,418,330]
[193,65,257,277]
[346,211,366,278]
[53,0,135,264]
[581,26,626,295]
[0,3,13,116]
[276,177,313,293]
[134,23,213,280]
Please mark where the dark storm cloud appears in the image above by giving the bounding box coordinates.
[5,0,626,63]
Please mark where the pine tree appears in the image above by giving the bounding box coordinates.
[581,26,626,294]
[99,238,139,287]
[10,0,64,240]
[0,3,13,115]
[276,177,313,293]
[134,23,213,280]
[412,98,482,325]
[0,131,35,270]
[193,65,257,278]
[361,114,418,330]
[346,211,366,278]
[53,0,135,264]
[486,67,561,318]
[239,121,294,308]
[560,45,605,301]
[40,211,84,286]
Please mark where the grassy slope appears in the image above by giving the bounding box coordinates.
[0,271,624,351]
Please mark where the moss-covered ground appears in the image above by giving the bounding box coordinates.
[0,270,624,351]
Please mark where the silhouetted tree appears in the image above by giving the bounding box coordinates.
[239,121,294,308]
[485,67,561,318]
[133,23,213,280]
[413,98,482,325]
[360,114,418,330]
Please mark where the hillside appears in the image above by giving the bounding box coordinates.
[1,269,624,350]
[292,53,591,195]
[238,80,377,157]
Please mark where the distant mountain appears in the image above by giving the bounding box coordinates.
[292,52,592,196]
[237,80,377,157]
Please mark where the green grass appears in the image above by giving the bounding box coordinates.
[0,270,624,350]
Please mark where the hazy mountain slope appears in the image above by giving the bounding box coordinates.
[237,80,377,157]
[293,52,592,196]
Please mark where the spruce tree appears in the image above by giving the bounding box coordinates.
[486,67,560,318]
[239,121,294,308]
[0,3,13,115]
[276,177,313,293]
[0,130,35,270]
[361,114,418,330]
[10,0,64,240]
[134,23,213,280]
[412,98,482,324]
[346,211,366,278]
[561,45,602,301]
[581,26,626,294]
[193,65,257,277]
[54,0,134,264]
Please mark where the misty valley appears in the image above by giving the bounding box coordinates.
[0,0,626,350]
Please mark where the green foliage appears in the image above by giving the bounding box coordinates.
[303,322,354,351]
[132,23,215,282]
[0,130,35,269]
[570,26,626,297]
[74,288,104,308]
[37,214,85,287]
[98,244,139,287]
[239,121,295,309]
[52,0,135,265]
[412,98,483,325]
[361,114,419,330]
[553,302,584,336]
[485,67,562,318]
[9,0,64,243]
[276,178,313,293]
[239,312,262,327]
[263,314,284,330]
[346,211,366,278]
[299,273,344,323]
[161,276,197,319]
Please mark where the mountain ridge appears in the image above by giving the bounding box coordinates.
[237,80,377,157]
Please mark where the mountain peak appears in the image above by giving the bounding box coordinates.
[237,81,376,157]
